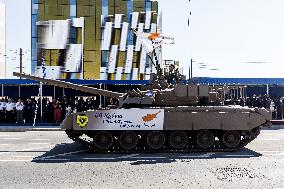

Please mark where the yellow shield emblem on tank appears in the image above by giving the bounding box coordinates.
[76,114,89,127]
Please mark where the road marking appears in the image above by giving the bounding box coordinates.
[118,154,139,159]
[0,159,33,162]
[37,159,70,161]
[257,138,283,141]
[15,145,55,152]
[0,135,9,137]
[30,139,51,141]
[266,153,284,156]
[258,150,282,153]
[35,149,88,160]
[80,157,116,160]
[129,156,166,159]
[179,153,215,158]
[257,150,284,156]
[0,144,9,146]
[222,154,255,157]
[11,155,35,158]
[0,138,21,140]
[0,144,56,155]
[30,143,50,145]
[0,143,71,160]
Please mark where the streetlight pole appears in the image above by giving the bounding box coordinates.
[190,59,193,79]
[190,59,196,79]
[19,48,23,79]
[19,48,23,74]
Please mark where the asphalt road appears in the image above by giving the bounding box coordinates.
[0,128,283,189]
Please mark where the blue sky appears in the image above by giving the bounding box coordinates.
[160,0,284,78]
[0,0,31,78]
[1,0,284,78]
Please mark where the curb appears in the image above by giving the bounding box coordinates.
[30,127,62,131]
[262,125,284,130]
[0,126,29,132]
[0,126,61,132]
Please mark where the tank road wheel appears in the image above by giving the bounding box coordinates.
[93,131,113,150]
[196,130,214,149]
[147,131,166,150]
[119,131,138,150]
[169,131,188,149]
[222,131,241,148]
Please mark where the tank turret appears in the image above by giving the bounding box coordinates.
[13,71,223,108]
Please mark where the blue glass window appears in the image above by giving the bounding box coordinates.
[127,0,133,22]
[126,0,133,45]
[145,1,151,11]
[70,0,76,5]
[32,3,38,14]
[127,30,133,45]
[69,28,76,43]
[31,1,38,75]
[31,15,38,37]
[70,5,76,17]
[102,0,108,16]
[31,61,37,74]
[31,38,37,60]
[101,51,108,67]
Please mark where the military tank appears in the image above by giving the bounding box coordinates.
[13,71,272,153]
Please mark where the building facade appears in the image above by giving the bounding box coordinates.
[32,0,159,80]
[0,1,5,79]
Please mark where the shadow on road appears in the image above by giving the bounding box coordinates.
[32,142,262,165]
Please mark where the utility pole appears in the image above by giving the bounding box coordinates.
[19,48,23,74]
[190,59,193,79]
[15,48,24,76]
[18,48,23,79]
[189,60,191,80]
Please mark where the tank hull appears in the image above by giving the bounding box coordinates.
[61,106,271,153]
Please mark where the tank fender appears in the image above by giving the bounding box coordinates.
[60,114,73,130]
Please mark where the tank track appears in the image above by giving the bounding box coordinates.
[65,126,261,154]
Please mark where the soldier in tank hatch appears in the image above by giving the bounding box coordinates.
[165,64,180,84]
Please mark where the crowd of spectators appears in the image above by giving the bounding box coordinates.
[224,94,271,108]
[0,96,118,124]
[224,94,283,119]
[0,98,36,124]
[0,94,283,124]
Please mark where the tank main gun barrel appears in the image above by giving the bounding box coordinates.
[13,72,125,99]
